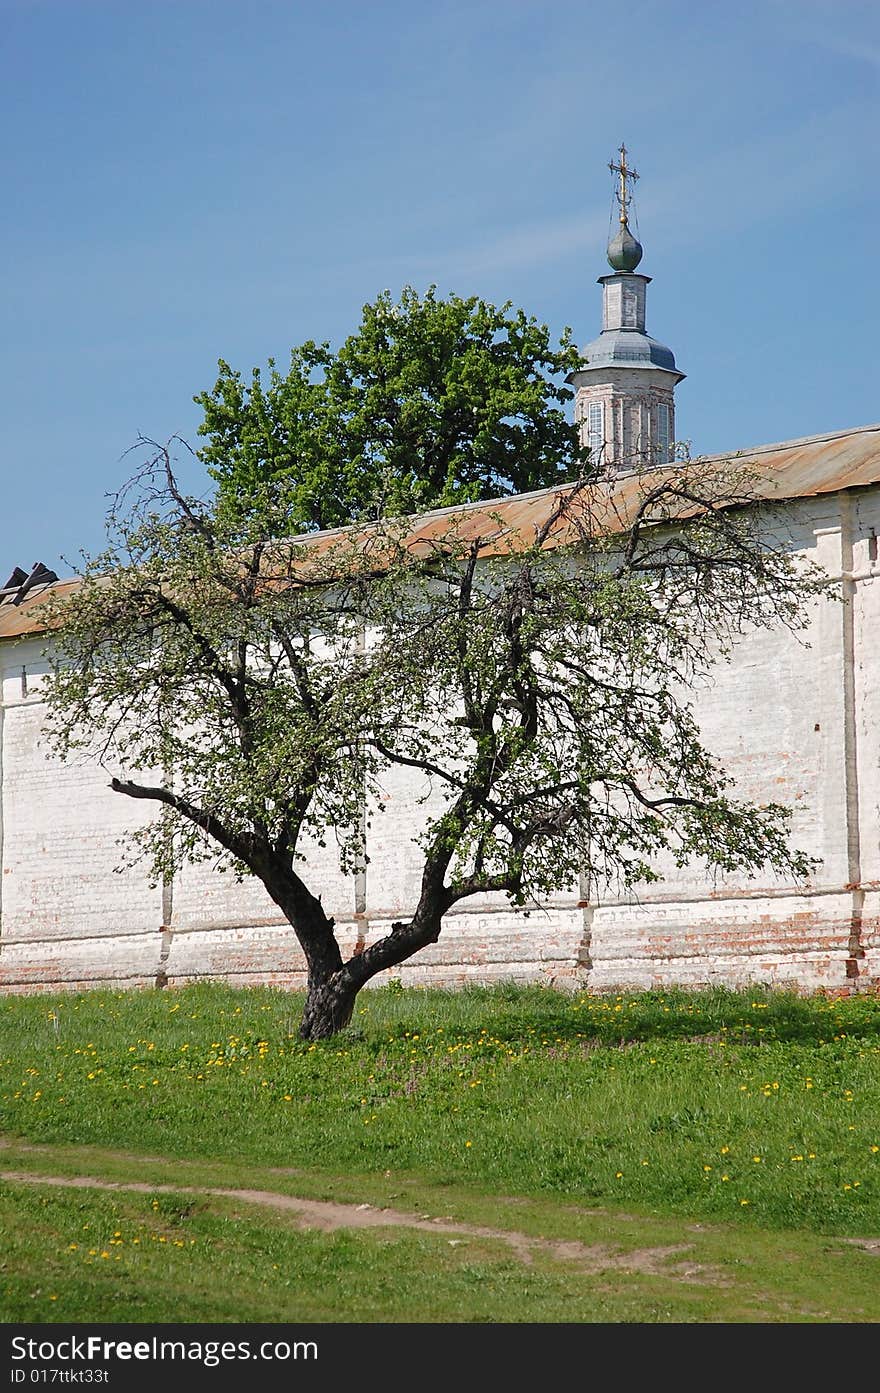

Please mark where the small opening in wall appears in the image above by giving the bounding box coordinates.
[20,666,27,699]
[869,529,877,563]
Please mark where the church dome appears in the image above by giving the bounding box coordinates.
[607,223,643,272]
[580,328,678,373]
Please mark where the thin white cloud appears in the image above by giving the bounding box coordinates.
[633,96,874,248]
[415,207,612,281]
[804,33,880,67]
[346,89,876,316]
[765,0,880,67]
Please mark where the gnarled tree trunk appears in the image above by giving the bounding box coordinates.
[299,974,358,1040]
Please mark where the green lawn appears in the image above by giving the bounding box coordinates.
[1,981,878,1322]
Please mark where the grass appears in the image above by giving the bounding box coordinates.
[1,980,879,1322]
[2,1160,880,1323]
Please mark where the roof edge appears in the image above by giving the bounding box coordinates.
[698,421,880,464]
[5,420,880,646]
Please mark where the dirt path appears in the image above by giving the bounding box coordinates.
[0,1166,722,1282]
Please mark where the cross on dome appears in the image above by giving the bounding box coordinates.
[606,142,644,273]
[609,143,639,228]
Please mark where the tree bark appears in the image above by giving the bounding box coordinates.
[297,905,447,1040]
[299,975,358,1041]
[248,853,354,1042]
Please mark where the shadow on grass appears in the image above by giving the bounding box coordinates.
[337,981,880,1051]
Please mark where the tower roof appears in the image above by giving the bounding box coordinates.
[569,145,683,384]
[576,325,680,376]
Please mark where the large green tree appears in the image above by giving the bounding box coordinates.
[43,437,820,1040]
[195,285,586,532]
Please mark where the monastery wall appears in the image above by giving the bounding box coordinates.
[1,488,878,997]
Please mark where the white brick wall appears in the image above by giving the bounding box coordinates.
[2,489,877,996]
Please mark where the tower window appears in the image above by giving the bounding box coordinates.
[656,403,670,463]
[588,402,604,459]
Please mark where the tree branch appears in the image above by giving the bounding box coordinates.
[110,777,251,865]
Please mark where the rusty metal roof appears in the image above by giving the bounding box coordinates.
[0,578,81,640]
[4,421,880,644]
[704,421,880,497]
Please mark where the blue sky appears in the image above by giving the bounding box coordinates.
[2,0,879,574]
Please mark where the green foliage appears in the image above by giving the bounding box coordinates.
[195,286,586,532]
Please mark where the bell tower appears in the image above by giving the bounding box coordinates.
[568,145,684,471]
